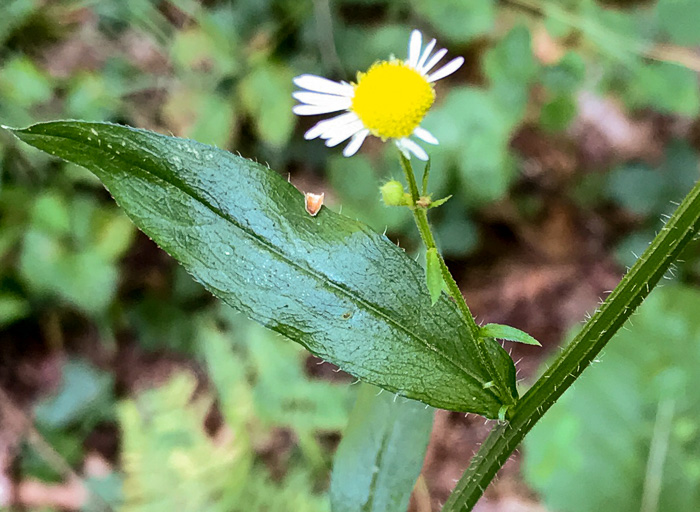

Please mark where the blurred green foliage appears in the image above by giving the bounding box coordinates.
[20,191,135,315]
[22,312,349,510]
[1,0,700,510]
[119,372,250,511]
[606,141,699,268]
[35,360,114,431]
[116,314,350,512]
[524,286,700,511]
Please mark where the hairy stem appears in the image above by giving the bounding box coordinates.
[399,155,514,407]
[442,179,700,511]
[399,155,479,333]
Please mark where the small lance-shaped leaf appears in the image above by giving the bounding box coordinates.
[479,323,541,347]
[7,121,517,417]
[330,384,434,512]
[425,248,444,306]
[428,195,451,209]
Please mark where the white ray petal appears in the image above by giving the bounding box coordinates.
[293,92,352,108]
[400,138,429,161]
[427,56,464,83]
[317,114,361,140]
[343,129,370,157]
[416,39,436,71]
[293,103,350,116]
[304,112,359,140]
[293,74,354,96]
[395,140,409,160]
[413,126,439,145]
[420,48,447,75]
[408,30,422,68]
[324,120,365,147]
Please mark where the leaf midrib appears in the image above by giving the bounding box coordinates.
[363,426,390,512]
[26,125,492,399]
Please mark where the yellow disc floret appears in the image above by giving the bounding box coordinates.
[351,60,435,140]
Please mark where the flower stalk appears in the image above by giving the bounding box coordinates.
[399,155,516,409]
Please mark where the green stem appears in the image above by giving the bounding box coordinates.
[399,155,514,406]
[399,155,478,333]
[441,178,700,512]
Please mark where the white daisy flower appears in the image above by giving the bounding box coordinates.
[292,29,464,161]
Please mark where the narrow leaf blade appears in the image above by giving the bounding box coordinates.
[428,195,452,209]
[425,248,443,305]
[330,384,434,512]
[8,121,515,417]
[479,323,542,346]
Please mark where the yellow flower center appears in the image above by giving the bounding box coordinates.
[351,60,435,140]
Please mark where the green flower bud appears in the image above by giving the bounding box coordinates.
[380,180,409,206]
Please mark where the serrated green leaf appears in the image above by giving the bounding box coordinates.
[8,121,516,418]
[330,384,434,512]
[524,286,700,512]
[479,323,541,347]
[425,248,443,306]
